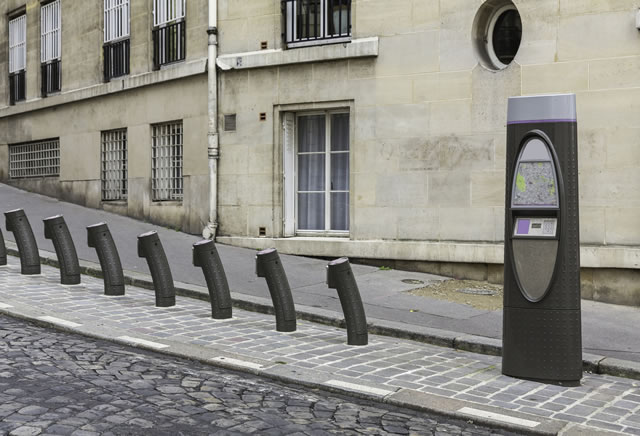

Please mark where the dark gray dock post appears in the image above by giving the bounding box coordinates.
[5,209,40,275]
[193,239,232,319]
[327,257,368,346]
[43,215,81,285]
[0,228,6,266]
[255,248,296,332]
[137,231,175,307]
[87,222,125,296]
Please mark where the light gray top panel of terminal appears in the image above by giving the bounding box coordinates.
[507,94,576,124]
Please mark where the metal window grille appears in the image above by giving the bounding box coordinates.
[152,122,183,201]
[152,20,186,68]
[282,0,351,48]
[103,39,130,81]
[224,114,237,132]
[104,0,130,43]
[9,15,26,74]
[9,71,26,105]
[101,129,128,201]
[9,139,60,179]
[41,1,61,63]
[41,59,61,96]
[153,0,186,27]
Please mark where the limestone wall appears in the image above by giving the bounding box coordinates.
[215,0,640,267]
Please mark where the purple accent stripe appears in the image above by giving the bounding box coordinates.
[508,119,576,125]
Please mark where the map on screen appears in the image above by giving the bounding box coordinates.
[513,161,558,207]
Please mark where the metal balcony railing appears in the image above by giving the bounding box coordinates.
[41,59,61,97]
[9,70,26,105]
[103,39,130,82]
[152,20,186,69]
[282,0,351,48]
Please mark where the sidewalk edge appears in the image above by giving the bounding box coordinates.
[5,243,640,382]
[0,306,569,436]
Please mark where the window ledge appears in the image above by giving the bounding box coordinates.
[216,36,378,71]
[0,58,207,119]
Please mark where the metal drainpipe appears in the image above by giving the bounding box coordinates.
[203,0,219,240]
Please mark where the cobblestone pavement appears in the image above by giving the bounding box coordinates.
[0,258,639,434]
[0,315,517,436]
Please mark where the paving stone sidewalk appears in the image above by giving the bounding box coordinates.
[0,257,639,435]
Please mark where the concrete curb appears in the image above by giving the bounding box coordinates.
[6,242,640,382]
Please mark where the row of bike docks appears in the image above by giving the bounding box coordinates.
[0,209,368,346]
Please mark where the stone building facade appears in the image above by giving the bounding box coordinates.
[0,0,210,234]
[1,0,639,304]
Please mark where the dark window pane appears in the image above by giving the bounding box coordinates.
[492,10,522,65]
[330,113,349,151]
[327,0,349,36]
[298,115,325,152]
[330,153,349,191]
[298,154,325,191]
[298,192,325,230]
[330,192,349,231]
[297,0,321,39]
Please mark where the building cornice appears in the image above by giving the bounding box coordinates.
[0,58,207,118]
[216,37,379,71]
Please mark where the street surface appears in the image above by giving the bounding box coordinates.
[0,315,515,436]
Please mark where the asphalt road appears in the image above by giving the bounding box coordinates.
[0,315,518,436]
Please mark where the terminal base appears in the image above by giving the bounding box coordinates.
[502,306,582,385]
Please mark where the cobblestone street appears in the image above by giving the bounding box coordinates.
[0,315,516,436]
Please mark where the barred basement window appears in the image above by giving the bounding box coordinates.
[152,121,183,201]
[101,129,128,201]
[9,139,60,179]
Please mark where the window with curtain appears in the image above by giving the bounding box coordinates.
[294,112,350,233]
[282,0,351,48]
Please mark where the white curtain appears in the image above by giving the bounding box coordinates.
[297,115,325,230]
[330,113,349,231]
[296,113,349,231]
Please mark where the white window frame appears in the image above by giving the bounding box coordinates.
[283,110,350,236]
[151,121,184,202]
[153,0,186,27]
[41,0,61,63]
[285,0,351,49]
[104,0,130,43]
[101,129,128,201]
[9,14,27,74]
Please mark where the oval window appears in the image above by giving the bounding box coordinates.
[473,1,522,71]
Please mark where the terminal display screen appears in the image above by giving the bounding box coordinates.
[513,217,557,237]
[513,161,558,207]
[511,138,559,208]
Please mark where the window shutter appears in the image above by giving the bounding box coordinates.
[41,0,61,63]
[153,0,186,27]
[283,113,296,237]
[9,15,27,73]
[104,0,130,43]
